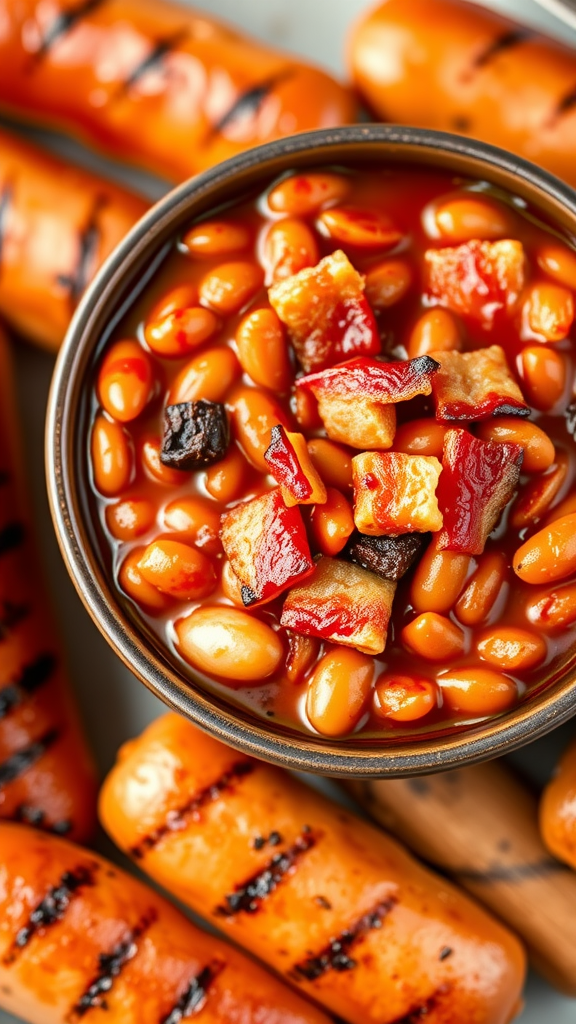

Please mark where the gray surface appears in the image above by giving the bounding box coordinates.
[3,0,576,1021]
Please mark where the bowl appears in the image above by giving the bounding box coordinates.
[47,124,576,777]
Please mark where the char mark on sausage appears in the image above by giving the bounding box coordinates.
[57,197,105,304]
[472,29,533,70]
[217,827,318,916]
[215,72,293,133]
[293,897,397,980]
[0,522,25,557]
[119,30,189,95]
[3,863,96,964]
[70,909,158,1018]
[0,728,59,791]
[32,0,106,61]
[161,960,225,1024]
[0,654,57,719]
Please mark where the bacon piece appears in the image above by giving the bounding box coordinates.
[264,425,327,507]
[430,345,530,422]
[352,452,443,536]
[424,239,525,323]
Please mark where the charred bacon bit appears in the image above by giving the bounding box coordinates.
[0,728,59,790]
[437,429,523,555]
[130,761,253,859]
[430,345,529,422]
[345,531,427,581]
[32,0,104,59]
[0,601,29,640]
[0,181,13,264]
[217,828,317,916]
[352,452,443,536]
[297,356,439,402]
[0,653,57,719]
[13,805,71,836]
[3,864,96,965]
[215,74,291,134]
[71,910,158,1018]
[161,401,229,471]
[57,198,104,303]
[472,28,532,69]
[120,30,188,95]
[269,250,380,373]
[424,239,525,323]
[264,425,327,506]
[0,522,25,557]
[220,489,314,606]
[294,897,397,980]
[161,961,225,1024]
[281,556,396,656]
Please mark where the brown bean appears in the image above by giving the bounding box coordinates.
[230,385,291,472]
[149,284,199,321]
[536,241,576,290]
[519,346,567,411]
[374,673,438,722]
[543,489,576,527]
[401,612,465,662]
[364,258,412,309]
[118,547,172,612]
[169,347,240,405]
[307,438,353,490]
[91,415,132,496]
[144,306,220,358]
[309,488,354,556]
[455,552,508,627]
[263,218,319,283]
[105,496,156,540]
[513,514,576,584]
[476,627,546,672]
[176,605,283,682]
[98,339,154,423]
[407,308,462,359]
[523,282,574,342]
[318,207,402,249]
[163,497,222,555]
[182,220,251,257]
[428,194,512,243]
[204,443,250,503]
[526,583,576,630]
[235,308,292,391]
[267,172,351,217]
[509,451,568,529]
[138,539,217,601]
[410,536,471,613]
[285,632,321,684]
[199,261,263,314]
[439,667,518,715]
[306,647,374,736]
[140,436,186,487]
[476,418,555,473]
[392,419,448,460]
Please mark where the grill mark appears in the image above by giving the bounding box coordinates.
[131,760,254,859]
[0,181,13,266]
[13,804,71,836]
[214,72,292,134]
[3,864,96,964]
[0,728,59,790]
[0,654,57,719]
[0,601,29,640]
[456,857,567,884]
[390,991,446,1024]
[293,897,397,980]
[161,960,225,1024]
[217,827,317,916]
[70,909,157,1018]
[554,85,576,120]
[472,29,533,70]
[119,30,188,95]
[57,197,105,304]
[0,522,25,557]
[33,0,106,60]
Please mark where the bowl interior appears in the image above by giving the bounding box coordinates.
[48,125,576,776]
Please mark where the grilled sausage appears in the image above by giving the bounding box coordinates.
[350,0,576,187]
[0,822,334,1024]
[0,127,146,351]
[100,713,527,1024]
[0,328,97,841]
[0,0,355,184]
[540,736,576,871]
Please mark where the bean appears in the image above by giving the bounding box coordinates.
[309,488,354,556]
[429,195,511,243]
[476,418,555,473]
[204,443,249,502]
[318,207,402,249]
[169,346,240,405]
[295,388,322,430]
[98,339,154,423]
[393,419,448,460]
[407,308,462,359]
[149,284,198,321]
[138,539,217,600]
[263,218,319,283]
[455,552,507,626]
[513,513,576,584]
[536,241,576,290]
[523,282,574,342]
[439,667,518,716]
[543,489,576,527]
[401,612,465,662]
[163,497,222,555]
[285,632,320,684]
[235,308,292,391]
[91,415,132,496]
[176,605,283,681]
[182,220,251,257]
[476,627,546,671]
[410,536,471,613]
[526,583,576,630]
[373,673,438,722]
[199,261,263,315]
[140,436,186,486]
[519,346,567,411]
[307,438,353,490]
[306,647,374,737]
[364,258,412,309]
[267,172,351,217]
[118,547,172,612]
[509,451,568,529]
[105,496,156,540]
[144,306,220,358]
[230,385,291,472]
[221,560,245,606]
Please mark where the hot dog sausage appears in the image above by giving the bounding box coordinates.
[100,713,526,1024]
[0,0,355,183]
[350,0,576,187]
[0,328,97,841]
[0,822,333,1024]
[540,736,576,871]
[0,127,147,351]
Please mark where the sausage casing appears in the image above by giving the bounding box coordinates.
[350,0,576,187]
[100,713,527,1024]
[0,822,334,1024]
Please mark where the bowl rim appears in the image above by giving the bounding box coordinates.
[46,123,576,778]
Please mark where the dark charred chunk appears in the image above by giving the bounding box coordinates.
[161,961,224,1024]
[0,522,25,557]
[161,401,229,471]
[218,828,317,916]
[0,729,59,790]
[294,897,396,981]
[3,865,95,964]
[0,654,57,720]
[345,531,427,582]
[72,910,157,1017]
[131,760,253,859]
